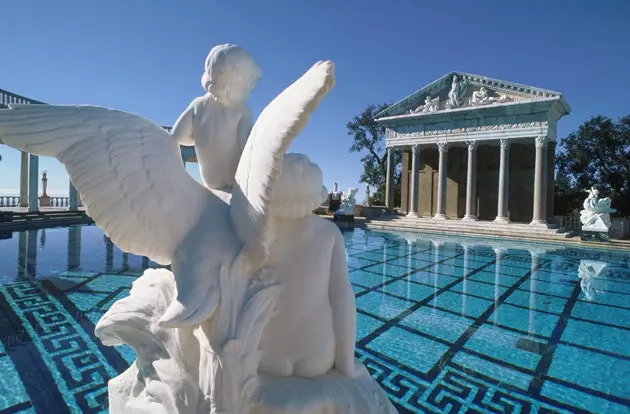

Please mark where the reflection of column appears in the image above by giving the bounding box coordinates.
[385,147,393,209]
[462,244,470,315]
[407,145,419,217]
[434,142,448,219]
[432,241,441,310]
[493,248,505,324]
[19,152,29,207]
[382,242,389,289]
[26,229,38,278]
[406,239,413,301]
[28,154,39,212]
[105,237,114,271]
[529,250,540,334]
[17,230,27,278]
[531,136,547,225]
[142,257,150,270]
[463,141,477,221]
[67,226,82,270]
[69,182,78,211]
[40,229,46,248]
[495,139,510,223]
[122,253,129,270]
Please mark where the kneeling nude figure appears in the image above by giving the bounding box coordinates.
[258,153,356,378]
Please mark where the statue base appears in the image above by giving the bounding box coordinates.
[333,213,354,228]
[581,230,610,242]
[38,194,51,207]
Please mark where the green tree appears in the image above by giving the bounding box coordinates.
[555,114,630,215]
[347,103,401,206]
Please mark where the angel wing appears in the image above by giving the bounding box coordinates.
[230,60,335,268]
[0,105,214,265]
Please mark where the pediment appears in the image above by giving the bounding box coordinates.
[376,72,569,119]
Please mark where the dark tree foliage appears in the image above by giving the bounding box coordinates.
[347,103,401,206]
[555,115,630,215]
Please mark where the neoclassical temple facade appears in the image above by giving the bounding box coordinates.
[375,72,570,226]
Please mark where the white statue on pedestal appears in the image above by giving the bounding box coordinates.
[580,186,616,232]
[0,46,395,413]
[336,187,358,216]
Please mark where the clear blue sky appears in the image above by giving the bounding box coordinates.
[1,0,629,199]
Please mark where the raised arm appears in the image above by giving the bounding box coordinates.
[171,102,196,146]
[329,228,356,377]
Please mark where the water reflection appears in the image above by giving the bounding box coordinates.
[577,260,608,301]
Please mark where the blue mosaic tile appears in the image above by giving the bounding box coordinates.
[452,351,533,390]
[541,380,630,414]
[362,263,409,277]
[570,300,630,329]
[378,279,435,302]
[355,291,412,320]
[435,290,493,318]
[356,312,383,340]
[548,344,630,400]
[491,303,560,337]
[348,270,390,288]
[366,326,448,374]
[579,290,630,309]
[504,288,567,314]
[399,306,472,343]
[0,356,30,410]
[410,270,459,288]
[464,324,542,370]
[450,279,510,300]
[561,319,630,357]
[518,278,576,298]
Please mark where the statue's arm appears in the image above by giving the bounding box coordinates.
[329,229,356,377]
[171,102,196,146]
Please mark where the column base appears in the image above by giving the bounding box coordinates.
[406,211,418,218]
[529,219,548,227]
[494,216,509,224]
[462,215,477,222]
[433,213,447,220]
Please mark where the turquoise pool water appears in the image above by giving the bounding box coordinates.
[0,224,629,413]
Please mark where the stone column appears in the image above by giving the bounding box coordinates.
[531,136,548,225]
[463,140,477,221]
[407,145,419,217]
[28,154,39,212]
[494,139,510,223]
[385,147,394,209]
[69,182,79,211]
[434,142,448,219]
[19,151,29,207]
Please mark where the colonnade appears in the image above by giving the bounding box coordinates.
[385,135,552,225]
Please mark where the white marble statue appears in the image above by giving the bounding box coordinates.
[471,87,490,106]
[0,49,396,413]
[580,186,616,232]
[336,187,358,215]
[577,260,608,301]
[446,74,466,109]
[410,95,440,113]
[171,44,260,192]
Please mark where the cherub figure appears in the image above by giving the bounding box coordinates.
[258,153,356,378]
[171,44,261,191]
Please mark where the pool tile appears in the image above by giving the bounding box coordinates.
[435,290,493,318]
[366,326,448,374]
[410,270,459,288]
[363,263,409,278]
[570,300,630,329]
[561,319,630,357]
[464,324,542,371]
[452,351,533,390]
[469,270,521,288]
[355,291,412,320]
[357,312,383,340]
[504,289,566,314]
[399,306,472,343]
[548,343,630,400]
[379,279,435,302]
[518,278,577,298]
[450,279,510,301]
[491,303,560,337]
[0,356,30,410]
[541,380,630,414]
[349,270,390,288]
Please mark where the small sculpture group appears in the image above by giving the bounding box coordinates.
[580,186,616,233]
[0,44,396,413]
[336,187,358,216]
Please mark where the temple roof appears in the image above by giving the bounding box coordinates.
[375,72,570,120]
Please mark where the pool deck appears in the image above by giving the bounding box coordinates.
[0,207,92,231]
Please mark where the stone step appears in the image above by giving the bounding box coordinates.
[366,217,575,242]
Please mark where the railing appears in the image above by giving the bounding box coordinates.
[0,196,21,207]
[0,88,45,107]
[0,196,71,208]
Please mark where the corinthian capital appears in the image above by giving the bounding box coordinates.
[535,135,548,149]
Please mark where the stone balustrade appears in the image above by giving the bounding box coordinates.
[0,196,70,208]
[0,88,45,107]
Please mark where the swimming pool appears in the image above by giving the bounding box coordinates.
[0,225,628,413]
